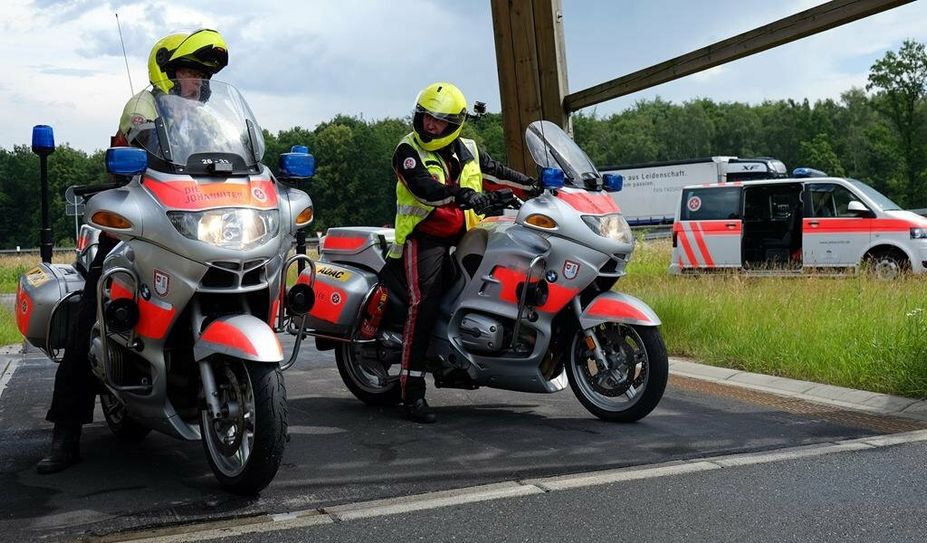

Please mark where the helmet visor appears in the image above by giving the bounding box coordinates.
[189,45,228,73]
[414,104,466,126]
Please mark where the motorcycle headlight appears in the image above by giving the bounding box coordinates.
[582,213,633,244]
[168,208,279,250]
[911,227,927,240]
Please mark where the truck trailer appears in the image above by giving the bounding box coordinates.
[601,157,788,225]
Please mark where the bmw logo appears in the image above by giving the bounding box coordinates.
[545,270,558,283]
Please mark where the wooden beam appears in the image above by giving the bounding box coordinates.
[563,0,915,113]
[491,0,568,174]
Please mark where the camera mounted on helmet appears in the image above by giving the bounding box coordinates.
[467,101,487,122]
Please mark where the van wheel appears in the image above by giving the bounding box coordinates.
[864,249,909,280]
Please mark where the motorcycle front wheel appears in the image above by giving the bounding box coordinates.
[566,323,668,422]
[200,358,287,495]
[336,342,402,406]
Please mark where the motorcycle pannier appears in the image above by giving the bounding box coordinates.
[16,263,85,355]
[299,262,379,337]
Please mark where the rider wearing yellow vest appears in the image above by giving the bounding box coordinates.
[390,82,537,423]
[37,29,229,475]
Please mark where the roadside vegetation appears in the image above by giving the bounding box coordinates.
[3,245,925,398]
[0,252,72,347]
[622,238,927,399]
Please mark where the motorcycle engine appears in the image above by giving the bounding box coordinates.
[458,313,505,354]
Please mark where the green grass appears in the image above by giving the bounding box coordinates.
[0,253,73,294]
[0,254,53,345]
[0,306,21,346]
[620,239,927,399]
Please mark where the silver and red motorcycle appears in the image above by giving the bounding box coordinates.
[16,80,316,493]
[292,120,667,422]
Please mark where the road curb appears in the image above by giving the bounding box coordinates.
[669,357,927,422]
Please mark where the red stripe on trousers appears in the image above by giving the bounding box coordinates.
[401,239,420,401]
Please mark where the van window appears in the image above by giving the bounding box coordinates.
[680,187,741,221]
[806,183,864,218]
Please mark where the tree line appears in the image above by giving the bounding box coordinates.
[1,40,924,249]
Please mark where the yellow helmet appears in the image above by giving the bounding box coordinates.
[148,29,229,95]
[412,82,468,151]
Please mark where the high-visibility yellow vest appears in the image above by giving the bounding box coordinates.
[389,134,484,258]
[118,90,158,142]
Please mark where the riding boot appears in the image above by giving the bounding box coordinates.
[35,423,82,474]
[404,397,437,424]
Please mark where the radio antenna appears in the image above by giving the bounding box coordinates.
[115,13,134,96]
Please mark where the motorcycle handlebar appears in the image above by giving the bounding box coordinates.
[475,190,523,216]
[72,181,127,197]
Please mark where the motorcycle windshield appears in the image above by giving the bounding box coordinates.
[525,120,600,187]
[128,80,266,170]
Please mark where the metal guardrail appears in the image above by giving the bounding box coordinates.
[2,237,322,256]
[0,247,75,255]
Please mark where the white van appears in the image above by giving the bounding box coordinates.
[669,176,927,278]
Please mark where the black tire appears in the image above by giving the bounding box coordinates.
[335,343,402,407]
[100,392,151,442]
[864,249,910,280]
[201,360,287,495]
[566,323,668,422]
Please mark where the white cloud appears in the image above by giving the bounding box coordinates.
[1,0,926,152]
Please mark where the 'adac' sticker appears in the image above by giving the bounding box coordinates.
[25,267,49,288]
[563,260,580,280]
[687,196,702,212]
[403,157,417,170]
[317,265,352,282]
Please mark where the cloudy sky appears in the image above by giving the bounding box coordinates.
[2,0,925,153]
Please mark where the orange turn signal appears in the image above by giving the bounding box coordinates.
[295,206,314,226]
[91,211,133,229]
[525,214,557,229]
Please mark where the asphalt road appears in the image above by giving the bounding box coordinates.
[215,440,927,543]
[0,333,923,542]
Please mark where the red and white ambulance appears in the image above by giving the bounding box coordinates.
[669,175,927,278]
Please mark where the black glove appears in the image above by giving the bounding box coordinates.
[527,178,544,197]
[456,188,492,211]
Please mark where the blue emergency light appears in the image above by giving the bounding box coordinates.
[31,125,55,155]
[603,173,623,192]
[792,167,828,178]
[540,167,565,189]
[105,147,148,176]
[279,145,316,179]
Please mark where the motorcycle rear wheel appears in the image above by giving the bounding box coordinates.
[336,342,402,406]
[566,323,668,422]
[200,359,287,495]
[100,392,151,442]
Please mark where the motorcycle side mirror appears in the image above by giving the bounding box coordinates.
[603,173,623,192]
[105,147,148,176]
[279,145,316,180]
[540,167,565,190]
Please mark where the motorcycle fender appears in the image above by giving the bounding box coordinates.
[579,292,661,329]
[194,314,284,363]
